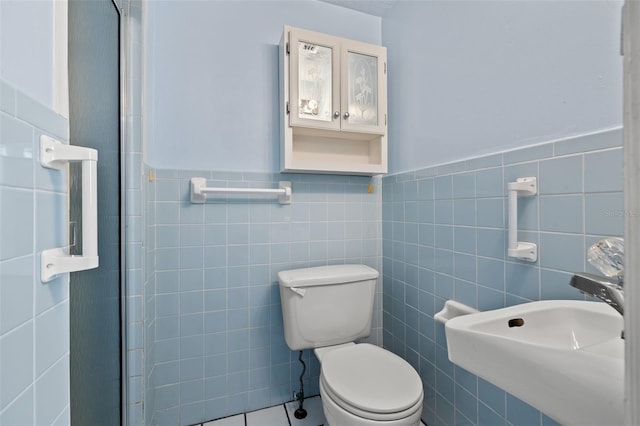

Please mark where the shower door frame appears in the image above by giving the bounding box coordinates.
[113,0,130,424]
[624,0,640,423]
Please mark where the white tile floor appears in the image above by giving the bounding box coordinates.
[201,396,427,426]
[202,396,326,426]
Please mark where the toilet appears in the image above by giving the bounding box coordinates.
[278,264,424,426]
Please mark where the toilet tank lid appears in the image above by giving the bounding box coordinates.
[278,264,379,288]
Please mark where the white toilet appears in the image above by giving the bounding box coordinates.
[278,264,424,426]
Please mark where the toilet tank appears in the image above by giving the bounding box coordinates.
[278,264,379,351]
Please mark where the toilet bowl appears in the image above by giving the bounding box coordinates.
[316,343,423,426]
[278,265,424,426]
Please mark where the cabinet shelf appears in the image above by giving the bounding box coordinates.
[287,127,384,175]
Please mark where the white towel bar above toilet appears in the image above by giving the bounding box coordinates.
[190,177,292,204]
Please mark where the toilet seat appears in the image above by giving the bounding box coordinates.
[320,344,423,421]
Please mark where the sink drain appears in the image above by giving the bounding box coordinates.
[508,318,525,327]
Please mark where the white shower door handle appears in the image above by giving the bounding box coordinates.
[39,135,99,283]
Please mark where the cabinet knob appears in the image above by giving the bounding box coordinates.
[334,111,340,118]
[343,112,350,119]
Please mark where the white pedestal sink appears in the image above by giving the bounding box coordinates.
[444,300,623,426]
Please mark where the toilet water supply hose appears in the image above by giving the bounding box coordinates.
[294,350,308,419]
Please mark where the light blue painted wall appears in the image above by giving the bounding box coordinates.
[0,0,55,109]
[382,128,623,425]
[144,0,381,172]
[383,0,623,174]
[0,79,71,425]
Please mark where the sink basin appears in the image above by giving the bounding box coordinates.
[445,300,623,426]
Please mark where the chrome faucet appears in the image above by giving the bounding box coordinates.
[570,272,624,316]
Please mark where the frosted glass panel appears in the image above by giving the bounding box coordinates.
[298,41,333,122]
[69,0,121,424]
[347,52,378,126]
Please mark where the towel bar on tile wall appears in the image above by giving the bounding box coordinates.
[190,177,292,204]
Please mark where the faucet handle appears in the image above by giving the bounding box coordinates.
[587,237,624,281]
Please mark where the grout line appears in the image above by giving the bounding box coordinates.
[283,402,292,426]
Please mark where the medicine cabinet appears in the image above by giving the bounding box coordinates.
[279,26,388,175]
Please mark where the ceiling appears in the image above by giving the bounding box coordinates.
[320,0,398,17]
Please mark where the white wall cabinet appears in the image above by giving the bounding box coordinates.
[280,26,387,175]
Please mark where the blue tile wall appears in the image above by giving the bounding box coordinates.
[0,80,71,425]
[146,169,382,425]
[382,128,623,426]
[143,153,157,426]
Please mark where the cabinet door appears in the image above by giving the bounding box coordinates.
[341,40,387,135]
[289,28,341,131]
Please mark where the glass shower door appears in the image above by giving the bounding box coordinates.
[68,0,122,424]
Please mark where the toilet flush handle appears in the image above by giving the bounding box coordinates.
[289,287,306,297]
